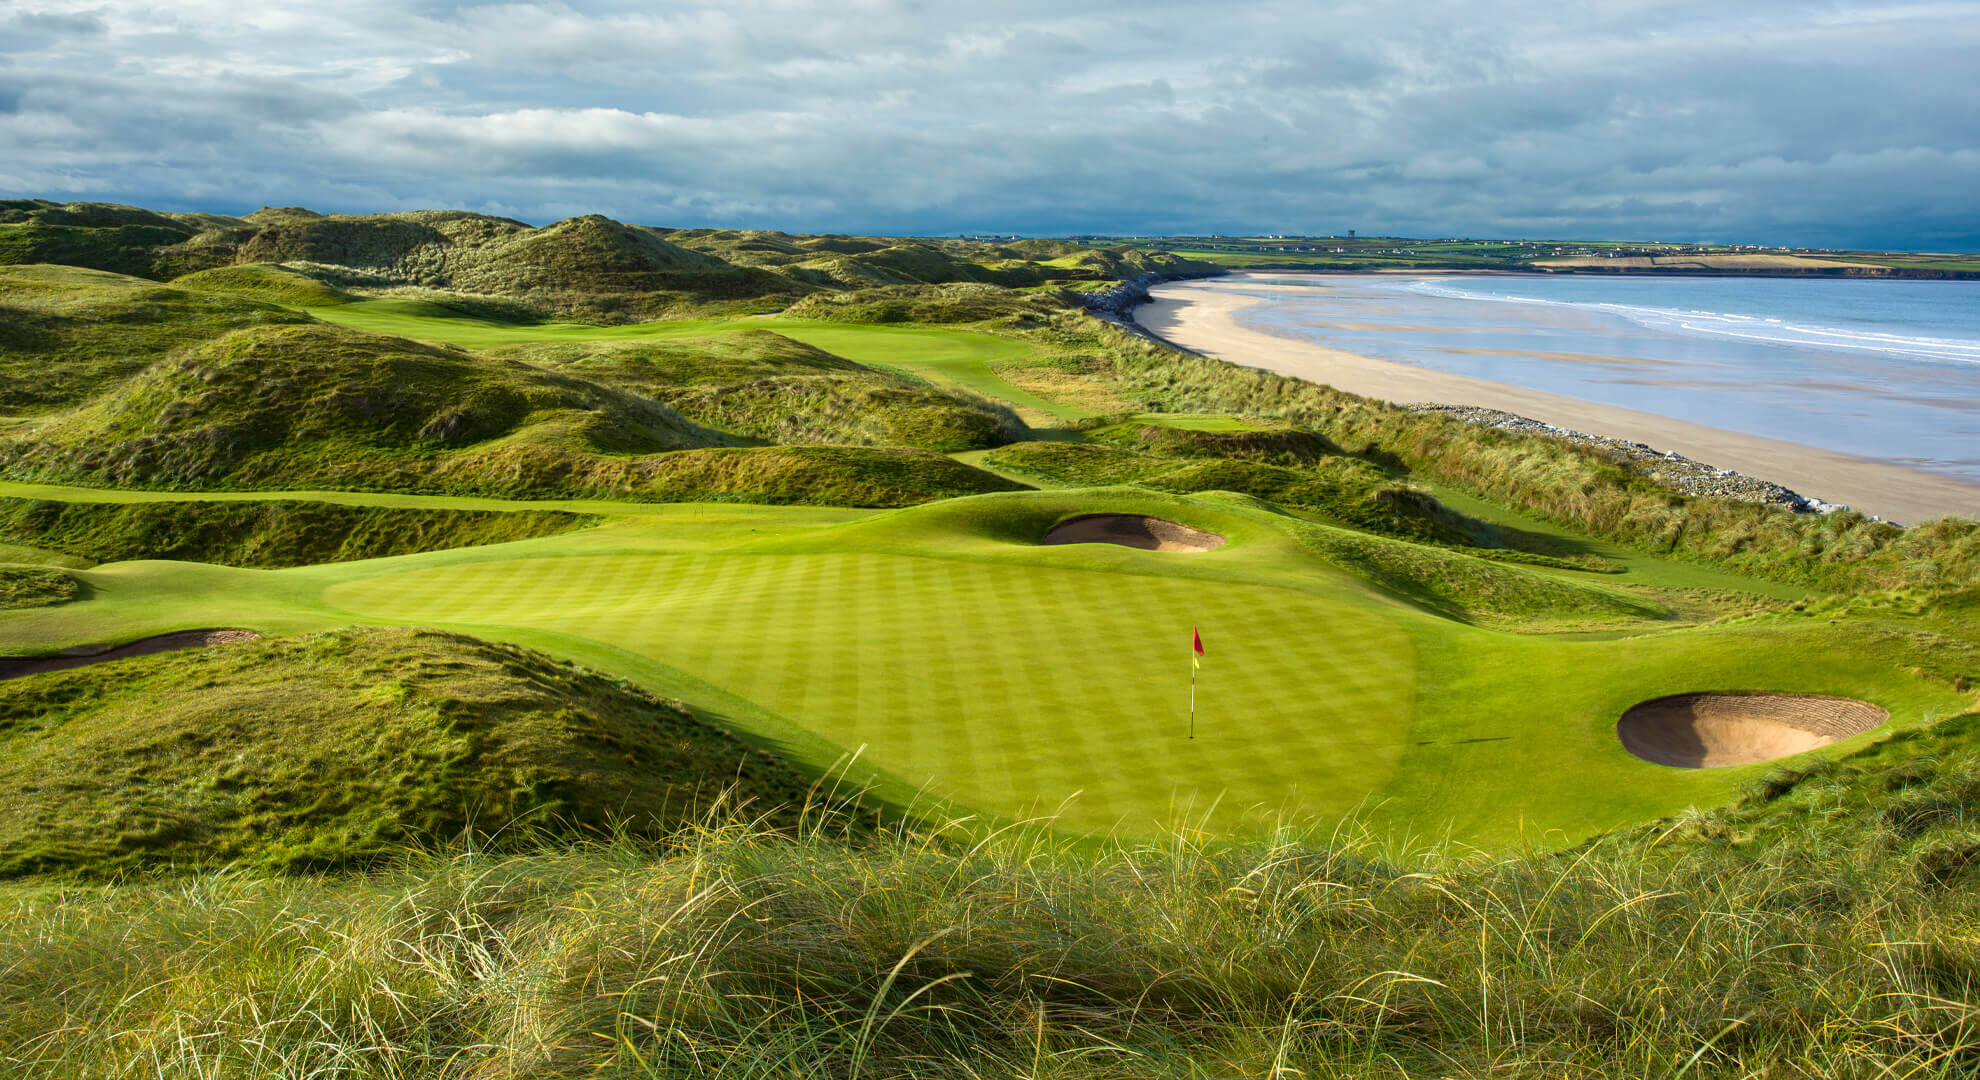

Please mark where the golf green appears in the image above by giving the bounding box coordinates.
[325,549,1417,831]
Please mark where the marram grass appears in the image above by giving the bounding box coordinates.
[5,782,1980,1079]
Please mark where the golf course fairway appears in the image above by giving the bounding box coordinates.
[3,485,1962,842]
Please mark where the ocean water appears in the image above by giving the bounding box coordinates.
[1230,274,1980,482]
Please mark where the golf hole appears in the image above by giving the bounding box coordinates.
[0,629,262,681]
[1616,691,1887,768]
[1042,514,1226,553]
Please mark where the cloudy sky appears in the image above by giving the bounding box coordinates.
[3,1,1976,247]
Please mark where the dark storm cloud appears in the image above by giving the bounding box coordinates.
[0,0,1975,246]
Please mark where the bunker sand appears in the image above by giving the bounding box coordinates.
[0,629,262,680]
[1139,275,1980,524]
[1617,692,1888,768]
[1042,514,1226,552]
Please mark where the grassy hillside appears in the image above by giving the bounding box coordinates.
[783,281,1074,325]
[499,329,1029,451]
[0,567,78,610]
[0,318,1024,504]
[0,321,729,493]
[617,444,1028,506]
[0,264,312,413]
[657,229,1215,292]
[3,200,1221,321]
[0,626,819,877]
[169,262,357,306]
[0,496,596,568]
[0,200,222,278]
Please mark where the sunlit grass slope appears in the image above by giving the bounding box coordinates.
[0,494,595,567]
[305,296,1078,420]
[0,321,726,489]
[0,566,77,610]
[0,264,310,413]
[495,329,1030,451]
[0,626,815,876]
[0,317,1025,506]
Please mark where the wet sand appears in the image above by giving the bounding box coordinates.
[1139,274,1980,524]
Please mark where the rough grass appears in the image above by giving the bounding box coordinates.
[0,219,208,279]
[0,320,726,492]
[614,445,1029,506]
[0,627,820,877]
[169,262,356,305]
[7,731,1980,1077]
[784,281,1074,324]
[0,496,596,568]
[1282,511,1669,627]
[0,263,313,413]
[0,566,78,610]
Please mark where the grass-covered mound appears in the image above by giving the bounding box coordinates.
[1284,510,1670,627]
[817,487,1665,631]
[1656,696,1980,845]
[0,200,225,279]
[983,431,1559,558]
[223,211,816,318]
[500,329,1029,451]
[0,496,595,568]
[783,281,1075,325]
[0,264,312,413]
[622,445,1027,506]
[9,711,1980,1077]
[3,201,1220,322]
[658,230,1216,291]
[0,627,817,877]
[0,566,78,609]
[0,322,729,493]
[0,321,1023,505]
[169,262,356,306]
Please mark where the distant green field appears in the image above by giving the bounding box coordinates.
[1,486,1960,841]
[307,298,1084,422]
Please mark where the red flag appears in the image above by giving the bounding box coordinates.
[1193,627,1204,656]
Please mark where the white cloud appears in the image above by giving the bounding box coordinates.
[0,0,1973,246]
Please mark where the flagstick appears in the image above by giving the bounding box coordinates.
[1188,650,1197,740]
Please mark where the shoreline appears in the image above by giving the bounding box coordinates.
[1135,273,1980,524]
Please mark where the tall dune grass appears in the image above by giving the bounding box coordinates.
[7,786,1979,1078]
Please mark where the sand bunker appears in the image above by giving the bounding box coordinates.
[1617,692,1888,768]
[1042,514,1226,553]
[0,629,262,681]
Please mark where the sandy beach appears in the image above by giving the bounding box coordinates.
[1139,274,1980,524]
